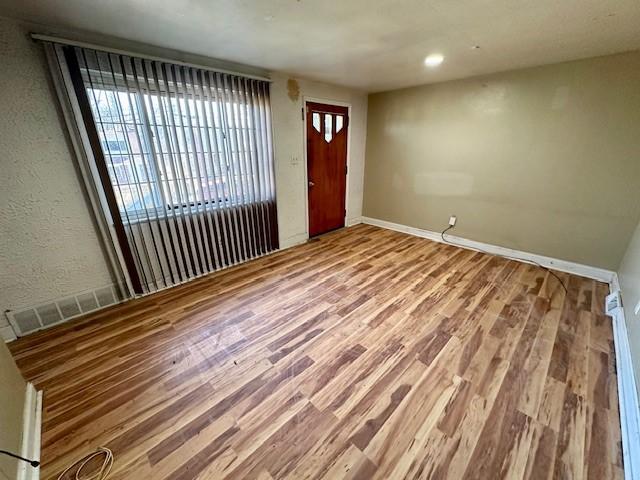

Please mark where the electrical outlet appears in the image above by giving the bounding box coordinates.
[634,300,640,316]
[449,216,457,227]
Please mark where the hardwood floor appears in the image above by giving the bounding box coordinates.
[9,224,623,479]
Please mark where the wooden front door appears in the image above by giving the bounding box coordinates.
[306,102,349,237]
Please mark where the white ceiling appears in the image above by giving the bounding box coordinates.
[2,0,640,92]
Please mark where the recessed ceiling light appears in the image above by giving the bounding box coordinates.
[424,54,444,67]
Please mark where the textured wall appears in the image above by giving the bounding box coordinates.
[267,73,367,247]
[619,221,640,397]
[363,51,640,270]
[0,340,26,479]
[0,16,114,332]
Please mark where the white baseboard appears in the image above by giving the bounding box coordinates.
[17,383,42,480]
[610,274,640,480]
[280,218,362,250]
[347,216,362,227]
[362,217,615,283]
[279,232,309,250]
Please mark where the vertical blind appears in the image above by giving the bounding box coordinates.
[47,43,278,295]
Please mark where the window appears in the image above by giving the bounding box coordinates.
[55,45,278,294]
[324,113,333,143]
[102,139,128,153]
[86,83,264,219]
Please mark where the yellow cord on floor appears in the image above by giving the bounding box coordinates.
[57,447,113,480]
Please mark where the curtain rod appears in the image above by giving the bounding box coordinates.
[31,33,272,82]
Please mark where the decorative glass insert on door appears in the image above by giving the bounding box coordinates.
[312,112,321,132]
[324,114,333,143]
[311,112,344,143]
[310,110,345,144]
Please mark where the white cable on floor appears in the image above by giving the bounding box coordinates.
[57,447,113,480]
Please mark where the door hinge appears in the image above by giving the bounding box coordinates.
[302,107,304,121]
[345,165,348,175]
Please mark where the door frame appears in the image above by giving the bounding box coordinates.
[302,96,352,239]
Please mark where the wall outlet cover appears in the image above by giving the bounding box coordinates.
[449,216,457,227]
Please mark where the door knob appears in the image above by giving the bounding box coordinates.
[308,181,315,187]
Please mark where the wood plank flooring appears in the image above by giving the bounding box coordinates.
[9,224,623,479]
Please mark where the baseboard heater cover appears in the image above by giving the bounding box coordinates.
[5,283,128,338]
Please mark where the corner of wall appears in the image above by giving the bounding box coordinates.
[0,341,27,478]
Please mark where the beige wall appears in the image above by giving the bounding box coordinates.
[0,341,26,479]
[0,16,367,339]
[363,51,640,270]
[619,221,640,395]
